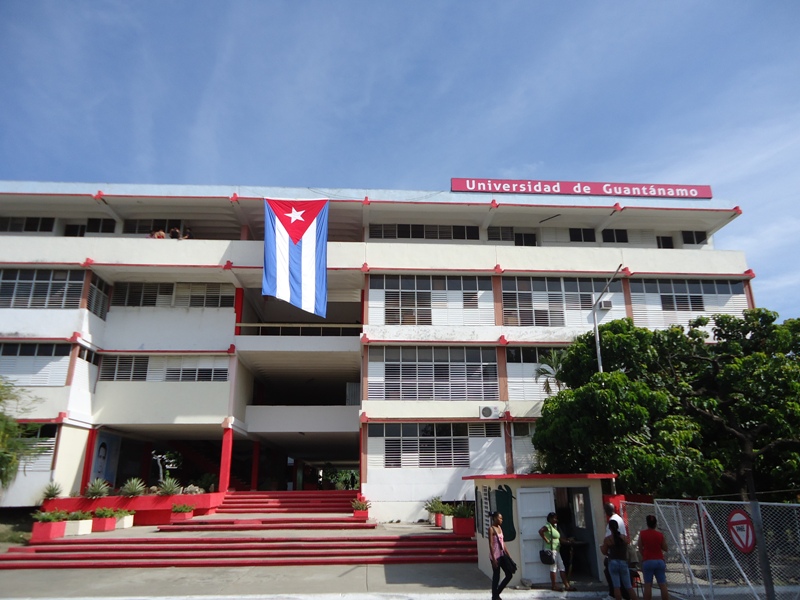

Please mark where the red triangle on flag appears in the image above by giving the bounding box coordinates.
[266,199,328,244]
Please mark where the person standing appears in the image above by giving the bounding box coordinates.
[601,519,639,600]
[604,502,629,598]
[638,515,669,600]
[538,512,576,591]
[489,511,516,600]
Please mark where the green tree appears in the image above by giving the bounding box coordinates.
[533,310,800,500]
[0,377,41,488]
[533,349,567,396]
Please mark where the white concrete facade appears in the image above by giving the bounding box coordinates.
[0,180,752,514]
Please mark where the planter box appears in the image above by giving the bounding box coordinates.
[353,510,368,519]
[443,514,453,530]
[170,511,194,522]
[65,519,93,536]
[429,512,436,525]
[452,516,474,536]
[434,513,443,527]
[31,521,66,543]
[92,517,117,532]
[115,514,134,529]
[42,492,225,526]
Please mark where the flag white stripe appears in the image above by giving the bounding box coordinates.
[301,219,317,314]
[275,222,291,301]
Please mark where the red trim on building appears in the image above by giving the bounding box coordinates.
[234,288,244,335]
[81,429,99,492]
[463,473,617,480]
[504,422,514,475]
[219,426,233,493]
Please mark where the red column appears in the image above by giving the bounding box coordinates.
[504,421,514,475]
[234,288,244,335]
[250,441,260,490]
[219,425,234,493]
[80,428,99,492]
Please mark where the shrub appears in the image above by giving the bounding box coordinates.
[93,507,116,518]
[453,503,475,518]
[171,503,194,513]
[351,498,371,511]
[442,503,455,516]
[157,476,183,496]
[84,478,111,499]
[113,508,135,517]
[424,496,445,514]
[119,477,147,497]
[31,510,68,522]
[41,481,62,501]
[66,510,93,521]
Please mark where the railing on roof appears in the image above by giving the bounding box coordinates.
[236,323,362,337]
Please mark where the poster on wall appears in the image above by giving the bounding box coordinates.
[92,432,121,486]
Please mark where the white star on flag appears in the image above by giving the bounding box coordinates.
[285,207,305,223]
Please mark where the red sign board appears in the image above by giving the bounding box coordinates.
[451,178,713,199]
[727,509,755,554]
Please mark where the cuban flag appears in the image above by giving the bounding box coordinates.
[262,198,329,317]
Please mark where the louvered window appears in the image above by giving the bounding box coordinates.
[487,226,514,241]
[505,347,561,402]
[369,275,494,326]
[0,343,71,386]
[17,437,57,471]
[630,279,747,330]
[122,219,182,235]
[77,346,100,366]
[512,422,536,474]
[369,224,479,240]
[0,269,84,309]
[502,276,623,327]
[368,421,499,469]
[99,355,229,382]
[110,282,234,308]
[367,346,499,401]
[0,217,55,233]
[87,274,111,320]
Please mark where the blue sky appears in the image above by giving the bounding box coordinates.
[1,2,798,320]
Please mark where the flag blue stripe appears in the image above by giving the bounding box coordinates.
[262,207,278,297]
[288,235,304,308]
[314,205,328,317]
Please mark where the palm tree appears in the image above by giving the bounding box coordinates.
[533,349,566,396]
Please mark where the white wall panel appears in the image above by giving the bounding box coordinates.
[93,381,230,424]
[103,308,236,351]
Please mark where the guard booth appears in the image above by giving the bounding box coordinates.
[464,473,617,587]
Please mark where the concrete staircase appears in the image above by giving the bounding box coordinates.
[0,490,478,570]
[215,490,358,514]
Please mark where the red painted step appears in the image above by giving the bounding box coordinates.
[0,535,476,570]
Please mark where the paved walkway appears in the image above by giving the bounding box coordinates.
[0,514,610,599]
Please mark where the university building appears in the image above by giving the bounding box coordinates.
[0,179,752,521]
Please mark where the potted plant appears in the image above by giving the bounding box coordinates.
[425,496,445,527]
[92,507,117,532]
[351,497,371,519]
[157,476,183,496]
[64,510,94,536]
[119,477,147,497]
[451,503,475,536]
[442,503,454,530]
[30,510,68,542]
[41,481,63,502]
[171,503,195,522]
[114,508,135,529]
[84,478,112,499]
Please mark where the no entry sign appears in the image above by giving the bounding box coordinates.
[727,509,755,554]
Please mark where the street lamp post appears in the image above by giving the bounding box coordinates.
[592,263,624,373]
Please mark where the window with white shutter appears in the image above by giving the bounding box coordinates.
[0,269,84,309]
[629,279,747,330]
[0,343,71,386]
[99,355,229,382]
[367,346,499,401]
[367,422,492,469]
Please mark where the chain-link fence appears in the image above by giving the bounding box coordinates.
[622,499,800,600]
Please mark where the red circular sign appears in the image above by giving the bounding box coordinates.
[727,509,755,554]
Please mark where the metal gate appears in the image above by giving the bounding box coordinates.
[622,499,800,600]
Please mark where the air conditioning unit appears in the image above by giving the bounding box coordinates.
[479,405,502,419]
[599,300,613,310]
